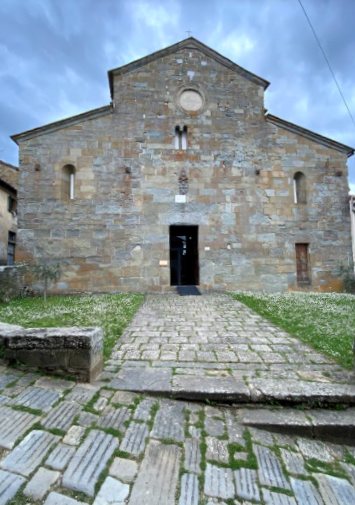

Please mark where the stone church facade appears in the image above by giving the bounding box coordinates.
[12,38,354,293]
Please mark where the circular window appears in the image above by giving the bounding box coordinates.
[179,90,203,112]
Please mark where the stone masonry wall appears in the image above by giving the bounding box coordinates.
[16,47,352,293]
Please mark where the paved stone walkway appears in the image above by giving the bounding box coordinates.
[108,294,355,403]
[0,293,355,504]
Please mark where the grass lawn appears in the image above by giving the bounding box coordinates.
[0,293,144,360]
[232,291,355,370]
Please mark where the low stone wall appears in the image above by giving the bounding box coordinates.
[0,325,103,383]
[0,265,26,302]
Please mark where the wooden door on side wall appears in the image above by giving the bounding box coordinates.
[295,243,310,283]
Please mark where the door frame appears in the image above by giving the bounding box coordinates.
[169,225,199,286]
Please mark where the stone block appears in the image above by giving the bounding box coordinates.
[24,467,60,500]
[3,327,103,383]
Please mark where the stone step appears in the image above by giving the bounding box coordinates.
[239,407,355,443]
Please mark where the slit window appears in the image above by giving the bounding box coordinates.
[295,243,310,283]
[293,172,307,204]
[174,125,188,150]
[7,232,16,265]
[61,164,76,200]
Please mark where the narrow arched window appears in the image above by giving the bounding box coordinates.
[61,164,76,200]
[181,126,188,150]
[293,172,307,204]
[175,126,181,149]
[174,125,188,150]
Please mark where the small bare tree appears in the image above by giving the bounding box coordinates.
[29,260,62,302]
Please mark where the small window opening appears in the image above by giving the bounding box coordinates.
[293,172,307,204]
[7,232,16,265]
[8,195,17,213]
[295,243,310,284]
[174,125,188,150]
[175,126,181,149]
[61,164,76,200]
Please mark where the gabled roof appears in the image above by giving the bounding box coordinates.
[11,105,112,144]
[107,37,270,99]
[266,114,354,157]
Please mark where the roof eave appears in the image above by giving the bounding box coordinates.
[0,178,17,194]
[266,113,355,157]
[107,37,270,99]
[11,105,113,145]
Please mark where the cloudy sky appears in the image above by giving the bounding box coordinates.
[1,0,354,191]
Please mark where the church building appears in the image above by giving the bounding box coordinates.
[11,38,354,293]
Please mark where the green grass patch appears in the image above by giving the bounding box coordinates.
[0,293,144,360]
[231,291,355,369]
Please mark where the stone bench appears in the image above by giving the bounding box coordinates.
[0,324,103,383]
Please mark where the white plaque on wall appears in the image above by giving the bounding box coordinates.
[175,195,186,203]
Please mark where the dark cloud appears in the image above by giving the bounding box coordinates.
[1,0,354,189]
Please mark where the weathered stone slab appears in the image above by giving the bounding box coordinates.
[24,467,60,500]
[151,400,185,442]
[1,430,60,476]
[0,469,26,505]
[134,398,155,421]
[93,476,130,505]
[98,406,130,432]
[206,437,229,463]
[172,376,250,401]
[249,379,355,404]
[111,390,137,404]
[0,405,40,449]
[225,410,246,446]
[5,327,103,382]
[204,463,235,499]
[189,426,201,438]
[110,367,172,393]
[63,425,86,446]
[316,473,355,505]
[297,437,336,463]
[46,443,76,470]
[184,438,201,474]
[262,488,298,505]
[10,386,60,412]
[205,417,225,437]
[179,473,199,505]
[65,384,98,404]
[280,449,307,475]
[255,445,290,490]
[250,427,274,446]
[78,411,98,427]
[128,440,182,505]
[0,395,8,406]
[234,468,260,502]
[290,477,324,505]
[63,430,118,496]
[240,408,312,436]
[93,397,107,412]
[35,376,75,392]
[0,374,18,390]
[109,457,138,483]
[120,422,149,455]
[43,401,82,431]
[44,491,89,505]
[308,408,355,442]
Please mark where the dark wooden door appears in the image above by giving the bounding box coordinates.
[296,244,310,283]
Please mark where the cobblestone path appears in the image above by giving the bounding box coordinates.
[1,293,355,504]
[0,369,355,504]
[108,294,355,401]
